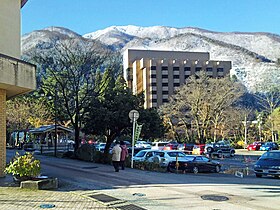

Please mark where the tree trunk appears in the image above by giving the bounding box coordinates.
[74,124,80,154]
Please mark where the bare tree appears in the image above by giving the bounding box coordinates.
[160,71,244,143]
[252,68,280,141]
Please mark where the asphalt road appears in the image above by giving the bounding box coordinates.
[6,150,280,210]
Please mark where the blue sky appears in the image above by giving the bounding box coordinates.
[22,0,280,35]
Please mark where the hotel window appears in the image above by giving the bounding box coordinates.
[162,66,168,70]
[206,67,213,72]
[162,74,168,79]
[162,91,169,95]
[184,75,189,79]
[152,99,157,103]
[217,68,224,72]
[174,83,180,87]
[151,74,157,78]
[173,75,180,79]
[151,66,156,70]
[163,99,169,103]
[173,67,179,71]
[184,67,191,71]
[195,67,202,72]
[151,90,157,95]
[162,83,169,87]
[151,82,157,86]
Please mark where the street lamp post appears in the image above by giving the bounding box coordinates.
[242,115,250,148]
[129,110,139,169]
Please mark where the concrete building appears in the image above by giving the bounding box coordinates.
[0,0,36,177]
[123,49,231,108]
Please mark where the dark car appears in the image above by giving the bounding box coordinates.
[254,150,280,178]
[168,155,221,174]
[259,142,279,151]
[184,143,195,154]
[205,140,235,158]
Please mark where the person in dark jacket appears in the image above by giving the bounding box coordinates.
[120,141,129,170]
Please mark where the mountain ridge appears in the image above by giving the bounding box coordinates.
[21,25,280,92]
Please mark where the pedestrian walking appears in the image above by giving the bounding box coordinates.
[112,141,121,172]
[120,141,129,170]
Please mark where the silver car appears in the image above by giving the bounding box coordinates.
[133,149,159,162]
[133,149,190,167]
[154,150,191,166]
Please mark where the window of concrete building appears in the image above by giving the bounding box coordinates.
[163,99,169,103]
[162,75,168,78]
[162,90,169,95]
[151,82,157,86]
[195,67,202,72]
[206,67,213,72]
[151,90,157,94]
[152,99,157,103]
[151,74,157,78]
[173,75,180,79]
[174,83,180,87]
[217,68,224,72]
[184,67,191,71]
[184,75,189,79]
[162,66,168,70]
[162,83,169,87]
[151,66,157,70]
[173,67,179,71]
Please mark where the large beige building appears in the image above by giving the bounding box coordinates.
[123,49,231,108]
[0,0,36,177]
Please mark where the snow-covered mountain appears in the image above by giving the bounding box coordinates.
[22,25,280,92]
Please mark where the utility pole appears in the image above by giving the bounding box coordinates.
[54,85,58,157]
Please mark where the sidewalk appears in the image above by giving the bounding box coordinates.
[0,175,113,210]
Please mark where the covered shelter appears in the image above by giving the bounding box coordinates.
[29,125,74,147]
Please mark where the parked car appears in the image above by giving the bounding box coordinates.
[133,149,190,166]
[133,149,159,162]
[184,143,195,154]
[192,144,206,155]
[177,144,186,151]
[153,150,192,166]
[247,142,263,151]
[168,155,221,174]
[166,141,179,150]
[135,141,151,149]
[204,140,235,158]
[95,143,106,152]
[259,142,279,151]
[254,150,280,178]
[151,142,170,150]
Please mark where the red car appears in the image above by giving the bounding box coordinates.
[247,142,263,151]
[192,144,206,155]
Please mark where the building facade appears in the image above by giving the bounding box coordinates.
[0,0,36,177]
[123,49,231,109]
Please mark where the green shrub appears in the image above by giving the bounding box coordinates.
[134,161,167,172]
[76,144,94,161]
[5,152,41,178]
